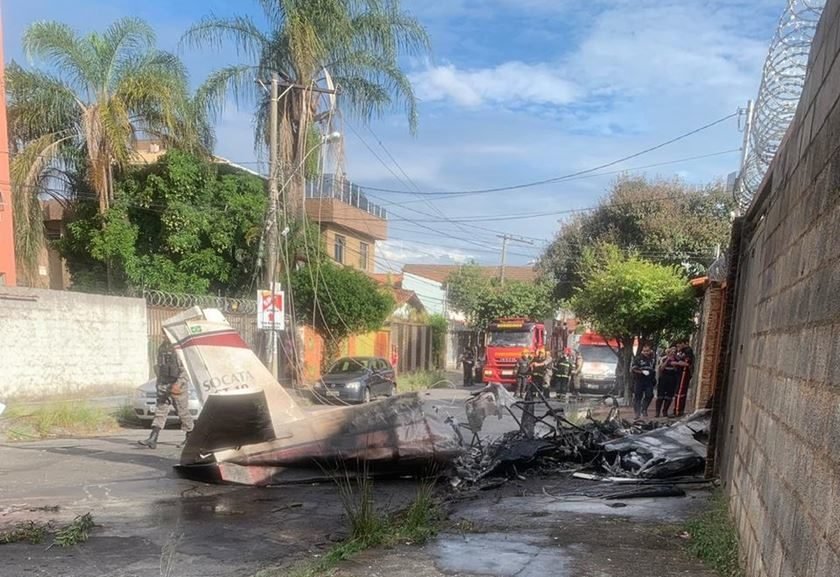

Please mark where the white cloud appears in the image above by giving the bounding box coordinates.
[378,240,474,268]
[411,61,579,107]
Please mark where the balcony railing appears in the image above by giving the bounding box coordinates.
[305,174,387,220]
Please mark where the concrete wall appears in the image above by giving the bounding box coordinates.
[0,287,148,397]
[719,2,840,576]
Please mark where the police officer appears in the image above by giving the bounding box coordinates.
[459,347,476,387]
[631,344,657,420]
[515,349,531,398]
[138,336,194,449]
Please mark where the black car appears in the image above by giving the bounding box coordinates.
[312,357,397,403]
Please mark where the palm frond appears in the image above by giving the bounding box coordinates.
[101,17,157,92]
[180,14,269,60]
[6,62,83,144]
[10,132,73,280]
[194,64,260,121]
[23,21,95,97]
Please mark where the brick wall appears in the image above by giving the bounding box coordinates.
[694,282,725,410]
[718,2,840,576]
[0,287,148,397]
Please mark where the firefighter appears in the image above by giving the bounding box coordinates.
[138,337,194,449]
[515,349,531,398]
[552,348,574,399]
[673,339,695,417]
[529,348,550,397]
[459,347,476,387]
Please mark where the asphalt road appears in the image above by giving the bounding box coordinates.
[0,388,709,577]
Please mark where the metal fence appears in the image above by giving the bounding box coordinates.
[144,290,259,377]
[390,321,433,373]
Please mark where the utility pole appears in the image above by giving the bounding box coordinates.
[263,72,280,377]
[497,234,535,285]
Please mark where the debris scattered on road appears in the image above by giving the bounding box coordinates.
[453,382,711,488]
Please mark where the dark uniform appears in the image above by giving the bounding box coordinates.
[656,351,680,417]
[673,344,695,417]
[631,351,657,419]
[459,349,475,387]
[552,352,573,397]
[515,353,531,397]
[138,340,194,449]
[529,352,550,396]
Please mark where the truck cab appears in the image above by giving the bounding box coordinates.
[482,318,545,388]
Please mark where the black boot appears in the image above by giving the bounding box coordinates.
[176,430,191,449]
[138,426,160,449]
[662,398,673,417]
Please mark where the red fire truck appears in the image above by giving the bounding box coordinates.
[481,318,546,388]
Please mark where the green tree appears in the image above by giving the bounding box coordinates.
[540,175,734,300]
[181,0,430,216]
[58,150,266,295]
[291,261,394,367]
[569,247,697,401]
[446,263,556,329]
[6,18,208,281]
[428,313,448,369]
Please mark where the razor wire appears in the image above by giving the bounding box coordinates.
[738,0,826,211]
[143,289,257,315]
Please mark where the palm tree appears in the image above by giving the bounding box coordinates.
[6,17,209,281]
[181,0,429,216]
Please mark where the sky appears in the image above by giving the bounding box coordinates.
[2,0,785,271]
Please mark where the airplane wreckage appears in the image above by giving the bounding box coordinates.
[166,308,711,487]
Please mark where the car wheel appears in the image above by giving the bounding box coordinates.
[363,387,371,403]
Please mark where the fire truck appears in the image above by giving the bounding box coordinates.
[481,318,546,388]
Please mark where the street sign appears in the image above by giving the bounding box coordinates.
[257,287,285,331]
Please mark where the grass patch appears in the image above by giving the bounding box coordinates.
[255,477,442,577]
[1,513,95,548]
[0,522,50,545]
[684,491,743,577]
[1,402,120,441]
[398,371,453,393]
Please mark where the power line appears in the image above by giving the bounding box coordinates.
[351,112,738,195]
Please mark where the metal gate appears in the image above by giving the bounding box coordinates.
[144,290,259,377]
[390,321,433,373]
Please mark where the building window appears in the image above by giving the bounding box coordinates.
[359,242,369,270]
[334,234,345,264]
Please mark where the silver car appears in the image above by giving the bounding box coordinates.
[312,357,397,403]
[131,379,202,426]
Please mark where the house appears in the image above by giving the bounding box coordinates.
[31,140,389,290]
[401,263,538,317]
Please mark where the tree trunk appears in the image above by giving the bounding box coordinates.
[620,338,635,404]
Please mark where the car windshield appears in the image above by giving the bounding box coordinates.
[327,358,369,374]
[487,330,531,348]
[579,345,618,364]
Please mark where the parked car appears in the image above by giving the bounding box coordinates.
[312,357,397,404]
[132,379,202,427]
[576,345,620,395]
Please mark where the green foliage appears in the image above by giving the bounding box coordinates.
[58,150,266,295]
[684,491,744,577]
[570,245,697,397]
[570,248,696,343]
[0,522,49,545]
[540,175,734,299]
[446,263,555,329]
[7,18,208,279]
[291,261,394,363]
[53,513,95,547]
[398,370,452,392]
[428,314,448,368]
[2,402,119,441]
